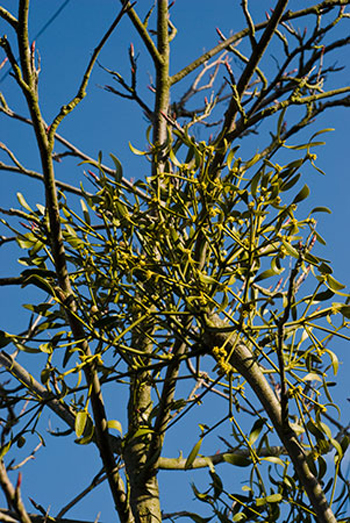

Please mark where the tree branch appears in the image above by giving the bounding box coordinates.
[0,509,103,523]
[221,0,289,137]
[0,462,32,523]
[0,162,84,196]
[170,0,350,85]
[10,6,132,516]
[48,2,133,146]
[0,351,76,430]
[152,0,170,171]
[119,0,162,66]
[204,315,337,523]
[157,446,285,470]
[0,103,149,201]
[0,7,18,30]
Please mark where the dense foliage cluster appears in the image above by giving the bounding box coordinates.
[0,2,350,523]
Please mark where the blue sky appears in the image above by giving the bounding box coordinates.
[1,1,350,521]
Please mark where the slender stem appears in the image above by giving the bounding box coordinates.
[0,461,32,523]
[119,0,162,66]
[0,103,150,200]
[0,162,84,195]
[170,0,350,86]
[48,2,133,147]
[0,7,18,29]
[222,0,290,136]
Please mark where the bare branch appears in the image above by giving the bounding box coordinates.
[0,462,32,523]
[171,0,350,85]
[0,103,149,201]
[0,162,84,196]
[119,0,162,66]
[241,0,257,49]
[56,470,107,519]
[0,7,18,29]
[48,2,134,146]
[0,510,103,523]
[0,351,122,455]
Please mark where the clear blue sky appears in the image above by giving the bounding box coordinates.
[0,1,349,521]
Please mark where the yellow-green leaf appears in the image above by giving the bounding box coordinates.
[107,420,123,435]
[75,411,87,438]
[185,438,203,469]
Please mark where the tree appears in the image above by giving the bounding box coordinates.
[0,1,350,522]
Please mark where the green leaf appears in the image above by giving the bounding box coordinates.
[39,343,53,354]
[250,171,261,197]
[185,438,203,469]
[130,427,154,441]
[210,471,223,499]
[223,453,250,467]
[254,269,281,283]
[325,348,339,375]
[21,274,55,295]
[303,372,322,382]
[306,420,324,441]
[94,314,119,329]
[75,411,87,438]
[78,158,105,174]
[23,303,53,316]
[191,483,209,502]
[304,252,321,266]
[293,184,309,204]
[330,437,343,460]
[244,151,260,170]
[256,493,282,506]
[266,493,283,504]
[129,142,148,156]
[289,422,305,436]
[310,128,334,140]
[341,435,349,454]
[339,305,350,319]
[17,192,32,212]
[169,148,183,167]
[281,240,299,259]
[76,414,94,445]
[36,203,45,215]
[16,234,36,249]
[17,435,26,449]
[276,106,287,140]
[262,456,284,466]
[188,514,212,523]
[198,272,218,285]
[317,455,327,480]
[318,262,333,275]
[326,275,345,292]
[249,418,266,445]
[281,173,301,192]
[0,330,11,349]
[109,153,123,182]
[80,199,91,225]
[226,146,240,170]
[310,206,332,215]
[107,420,123,435]
[0,441,12,459]
[41,367,51,385]
[232,513,246,522]
[311,230,326,246]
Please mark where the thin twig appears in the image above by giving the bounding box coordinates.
[0,462,32,523]
[48,2,135,146]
